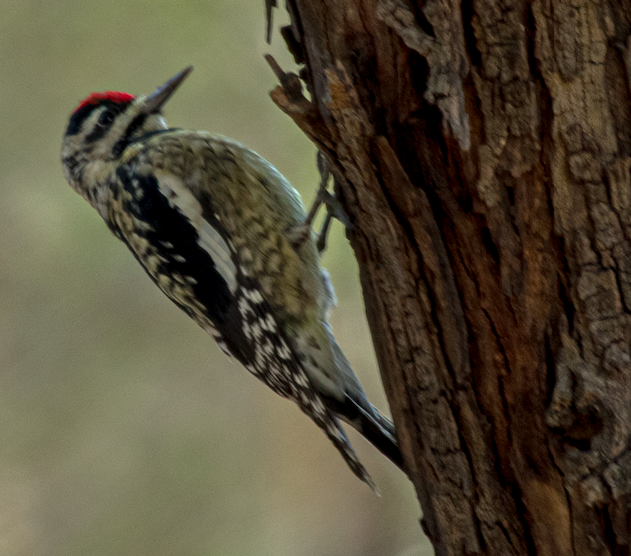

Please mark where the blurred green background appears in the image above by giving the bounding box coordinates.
[0,1,431,555]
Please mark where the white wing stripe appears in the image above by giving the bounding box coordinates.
[156,172,237,293]
[197,220,237,292]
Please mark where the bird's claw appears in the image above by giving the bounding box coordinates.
[288,151,353,254]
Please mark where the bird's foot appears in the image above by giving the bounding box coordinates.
[289,151,352,253]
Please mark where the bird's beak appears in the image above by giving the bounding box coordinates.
[141,66,193,114]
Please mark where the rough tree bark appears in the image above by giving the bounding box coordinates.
[265,1,631,555]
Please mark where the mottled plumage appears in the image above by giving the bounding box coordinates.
[61,68,402,489]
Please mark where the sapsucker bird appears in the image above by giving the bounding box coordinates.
[61,67,402,488]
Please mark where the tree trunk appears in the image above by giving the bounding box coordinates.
[266,0,631,554]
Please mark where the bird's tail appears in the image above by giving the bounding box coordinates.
[324,392,404,471]
[320,331,404,471]
[347,397,404,470]
[321,417,378,492]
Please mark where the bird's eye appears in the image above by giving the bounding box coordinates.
[98,110,115,127]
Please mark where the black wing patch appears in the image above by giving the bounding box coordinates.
[114,165,234,323]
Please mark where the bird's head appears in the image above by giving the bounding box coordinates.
[61,67,192,204]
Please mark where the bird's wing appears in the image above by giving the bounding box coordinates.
[187,134,358,397]
[117,130,339,386]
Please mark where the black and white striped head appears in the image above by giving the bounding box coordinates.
[61,67,192,205]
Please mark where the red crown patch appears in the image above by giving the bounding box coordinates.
[74,91,135,113]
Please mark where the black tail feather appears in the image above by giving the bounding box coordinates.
[328,394,405,471]
[351,400,404,471]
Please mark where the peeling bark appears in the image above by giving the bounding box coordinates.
[266,1,631,554]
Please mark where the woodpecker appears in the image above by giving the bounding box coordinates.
[61,67,402,488]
